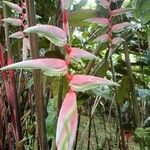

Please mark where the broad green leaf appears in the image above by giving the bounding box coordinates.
[24,25,67,47]
[3,1,22,13]
[69,9,96,27]
[0,58,68,76]
[92,86,112,100]
[46,100,57,139]
[116,76,130,106]
[97,60,110,77]
[134,0,150,24]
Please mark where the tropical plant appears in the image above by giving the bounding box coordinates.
[0,0,150,150]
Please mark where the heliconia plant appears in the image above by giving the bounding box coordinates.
[2,0,30,61]
[85,0,132,57]
[0,0,29,147]
[0,0,119,149]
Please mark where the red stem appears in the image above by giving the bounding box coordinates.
[63,10,68,34]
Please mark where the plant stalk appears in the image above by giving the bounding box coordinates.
[123,41,145,150]
[123,41,141,128]
[87,103,92,150]
[74,108,81,150]
[25,0,48,149]
[110,57,126,150]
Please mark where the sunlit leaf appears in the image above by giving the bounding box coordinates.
[84,17,109,26]
[56,91,78,150]
[94,34,110,43]
[61,0,74,10]
[9,31,24,39]
[112,37,125,45]
[99,0,110,9]
[112,8,131,17]
[70,75,118,92]
[3,1,22,13]
[0,58,68,76]
[24,25,67,47]
[69,47,97,60]
[111,22,131,32]
[2,18,22,26]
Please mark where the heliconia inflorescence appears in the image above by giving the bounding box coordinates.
[2,0,30,61]
[0,0,119,149]
[85,0,131,57]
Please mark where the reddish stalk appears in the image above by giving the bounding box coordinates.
[2,3,22,143]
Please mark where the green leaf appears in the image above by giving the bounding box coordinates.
[68,9,96,27]
[134,0,150,24]
[46,100,57,139]
[116,76,130,106]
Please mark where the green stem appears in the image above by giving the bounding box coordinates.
[25,0,48,149]
[93,117,99,149]
[148,25,150,52]
[123,41,141,128]
[74,108,81,150]
[123,41,145,150]
[87,103,92,150]
[110,57,126,150]
[84,44,101,75]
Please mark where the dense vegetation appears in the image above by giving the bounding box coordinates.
[0,0,150,149]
